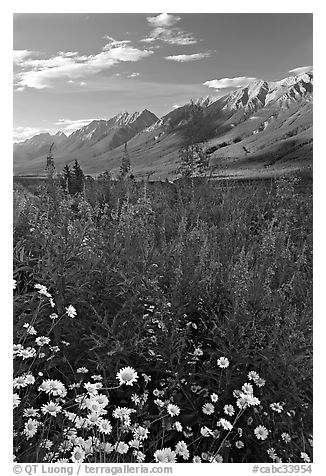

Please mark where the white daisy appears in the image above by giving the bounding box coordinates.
[41,401,62,417]
[202,403,215,415]
[254,425,269,440]
[167,403,180,417]
[65,305,77,318]
[70,446,85,463]
[217,357,229,368]
[154,448,177,463]
[116,366,138,386]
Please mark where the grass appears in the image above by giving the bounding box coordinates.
[13,175,312,463]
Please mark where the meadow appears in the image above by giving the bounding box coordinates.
[13,174,313,464]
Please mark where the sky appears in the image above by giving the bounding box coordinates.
[13,13,313,142]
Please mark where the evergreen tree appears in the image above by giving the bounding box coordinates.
[62,164,72,194]
[71,160,85,194]
[120,143,131,179]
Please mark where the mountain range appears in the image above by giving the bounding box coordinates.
[13,71,313,179]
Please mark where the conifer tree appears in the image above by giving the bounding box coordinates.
[120,143,131,179]
[71,160,85,194]
[62,164,72,194]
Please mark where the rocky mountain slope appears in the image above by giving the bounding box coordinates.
[13,72,313,179]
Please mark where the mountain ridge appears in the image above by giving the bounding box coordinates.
[13,71,313,179]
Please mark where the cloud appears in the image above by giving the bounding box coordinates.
[13,126,51,142]
[128,72,140,78]
[14,38,153,89]
[146,13,181,28]
[56,118,103,133]
[13,50,40,65]
[103,36,132,48]
[165,51,212,62]
[142,26,197,46]
[288,65,313,75]
[203,76,256,90]
[142,13,197,45]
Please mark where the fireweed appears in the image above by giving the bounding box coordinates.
[13,178,312,463]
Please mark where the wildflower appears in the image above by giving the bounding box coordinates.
[193,456,202,463]
[154,398,164,407]
[135,451,146,462]
[217,356,229,368]
[281,432,292,443]
[23,419,39,439]
[154,448,177,463]
[183,426,194,438]
[41,402,62,417]
[19,347,37,360]
[104,443,114,454]
[129,439,140,449]
[224,404,235,416]
[153,388,164,397]
[256,377,266,387]
[13,393,20,408]
[116,366,138,386]
[235,440,244,449]
[23,408,39,418]
[40,439,53,449]
[49,313,58,320]
[301,452,310,463]
[267,448,278,461]
[23,324,37,335]
[133,426,149,440]
[70,446,85,463]
[49,298,55,308]
[217,418,233,431]
[210,393,218,402]
[116,442,129,454]
[173,421,183,432]
[35,336,51,346]
[254,425,269,440]
[167,403,180,417]
[65,305,77,318]
[91,374,102,381]
[175,440,189,460]
[13,344,23,357]
[270,402,284,413]
[13,376,27,389]
[94,394,109,408]
[142,373,151,383]
[74,417,88,429]
[96,419,112,435]
[202,403,215,415]
[87,412,101,426]
[194,347,203,357]
[131,394,141,405]
[13,279,17,289]
[24,374,35,385]
[34,284,52,298]
[84,382,102,395]
[209,454,223,463]
[77,367,89,374]
[201,426,213,437]
[237,393,260,409]
[50,345,60,353]
[248,371,260,381]
[38,379,67,398]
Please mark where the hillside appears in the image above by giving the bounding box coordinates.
[13,72,313,179]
